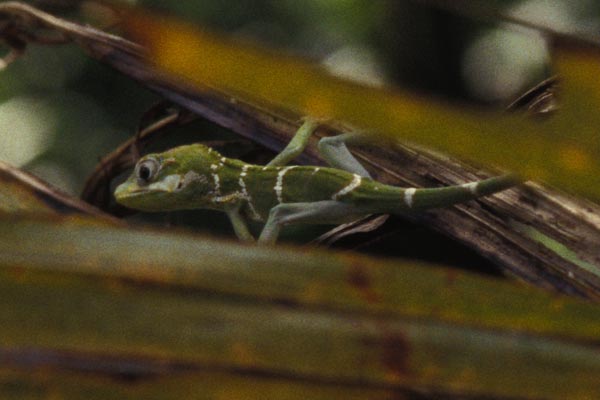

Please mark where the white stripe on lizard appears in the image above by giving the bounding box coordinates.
[238,165,260,219]
[461,181,479,195]
[210,164,221,195]
[332,174,362,200]
[404,188,416,208]
[275,166,296,203]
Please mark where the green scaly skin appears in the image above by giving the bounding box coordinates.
[115,122,519,243]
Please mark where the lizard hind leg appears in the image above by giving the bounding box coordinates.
[258,201,368,244]
[317,132,371,178]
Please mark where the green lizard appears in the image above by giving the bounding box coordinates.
[114,120,519,243]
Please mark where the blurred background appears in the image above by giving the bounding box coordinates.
[1,0,599,216]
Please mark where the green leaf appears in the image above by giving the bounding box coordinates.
[1,214,599,399]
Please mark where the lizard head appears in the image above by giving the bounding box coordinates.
[114,144,215,212]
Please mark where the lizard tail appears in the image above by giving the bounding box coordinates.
[399,174,521,211]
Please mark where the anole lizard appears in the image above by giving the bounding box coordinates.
[114,120,519,243]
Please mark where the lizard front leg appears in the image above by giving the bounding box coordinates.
[225,202,255,242]
[258,201,367,244]
[267,118,320,167]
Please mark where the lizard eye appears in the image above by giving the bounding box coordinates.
[136,158,159,184]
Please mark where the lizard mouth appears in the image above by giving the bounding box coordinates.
[114,184,147,198]
[114,174,183,201]
[114,182,147,202]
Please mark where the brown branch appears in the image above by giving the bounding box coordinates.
[1,2,600,299]
[0,161,120,221]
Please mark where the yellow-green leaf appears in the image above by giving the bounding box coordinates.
[1,214,599,399]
